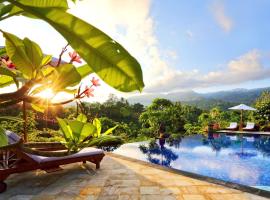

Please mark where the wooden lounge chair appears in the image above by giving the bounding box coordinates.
[243,122,256,131]
[0,131,105,193]
[225,122,238,131]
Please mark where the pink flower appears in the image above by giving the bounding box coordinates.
[84,86,94,97]
[91,77,100,87]
[1,58,16,69]
[68,51,82,63]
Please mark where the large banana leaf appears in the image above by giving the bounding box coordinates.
[5,0,144,92]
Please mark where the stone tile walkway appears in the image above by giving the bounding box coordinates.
[1,154,269,200]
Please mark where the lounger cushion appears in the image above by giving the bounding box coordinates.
[6,130,21,144]
[26,147,104,164]
[226,122,237,129]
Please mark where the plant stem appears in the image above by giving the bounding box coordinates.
[56,43,69,67]
[23,100,27,142]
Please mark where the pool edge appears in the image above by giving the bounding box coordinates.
[107,152,270,199]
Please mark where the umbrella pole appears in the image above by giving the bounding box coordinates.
[240,109,243,131]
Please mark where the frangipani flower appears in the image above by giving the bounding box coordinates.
[84,86,94,97]
[1,57,16,69]
[68,51,82,63]
[91,77,100,87]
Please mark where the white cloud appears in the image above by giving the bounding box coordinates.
[68,0,179,100]
[211,0,233,32]
[145,50,270,93]
[1,1,267,103]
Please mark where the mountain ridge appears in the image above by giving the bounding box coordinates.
[127,86,270,108]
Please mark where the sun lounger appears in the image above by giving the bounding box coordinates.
[225,122,238,130]
[0,131,105,193]
[243,122,256,131]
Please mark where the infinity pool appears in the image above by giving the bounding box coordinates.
[113,134,270,191]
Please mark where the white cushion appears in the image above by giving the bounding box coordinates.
[27,147,104,164]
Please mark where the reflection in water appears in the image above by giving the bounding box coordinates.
[114,134,270,190]
[204,133,270,158]
[139,139,179,167]
[254,136,270,156]
[203,134,231,153]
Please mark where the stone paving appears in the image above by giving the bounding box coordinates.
[1,154,269,200]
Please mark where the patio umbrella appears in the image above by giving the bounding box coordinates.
[228,104,256,130]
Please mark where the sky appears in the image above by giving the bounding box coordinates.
[1,0,270,102]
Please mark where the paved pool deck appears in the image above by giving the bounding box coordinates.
[1,154,269,200]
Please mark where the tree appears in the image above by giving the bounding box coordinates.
[254,91,270,123]
[139,98,186,137]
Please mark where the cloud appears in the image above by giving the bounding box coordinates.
[211,0,233,32]
[69,0,180,97]
[145,50,270,93]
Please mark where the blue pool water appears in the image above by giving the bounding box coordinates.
[113,134,270,191]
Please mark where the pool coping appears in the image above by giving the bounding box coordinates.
[108,152,270,199]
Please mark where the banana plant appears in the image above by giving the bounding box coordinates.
[0,0,144,100]
[57,114,120,153]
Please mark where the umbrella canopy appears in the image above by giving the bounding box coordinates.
[229,104,256,111]
[228,104,256,131]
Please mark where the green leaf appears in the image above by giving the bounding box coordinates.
[7,2,144,92]
[23,37,43,70]
[77,114,87,123]
[80,123,96,142]
[76,64,93,79]
[0,3,13,19]
[93,118,101,137]
[16,0,68,9]
[0,47,6,57]
[2,31,34,78]
[53,64,81,90]
[41,55,52,66]
[0,116,24,122]
[103,125,118,135]
[0,127,8,147]
[0,75,14,88]
[7,0,69,19]
[57,117,73,141]
[0,66,18,87]
[0,66,16,77]
[68,120,84,140]
[31,103,45,113]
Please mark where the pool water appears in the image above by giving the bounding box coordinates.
[113,134,270,191]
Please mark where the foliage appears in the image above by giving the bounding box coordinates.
[0,111,37,135]
[254,91,270,123]
[139,99,189,137]
[184,123,202,135]
[57,114,119,152]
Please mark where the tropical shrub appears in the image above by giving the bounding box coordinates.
[57,114,119,153]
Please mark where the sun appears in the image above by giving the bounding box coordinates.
[38,88,55,99]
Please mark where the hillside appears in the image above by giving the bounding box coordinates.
[127,87,270,110]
